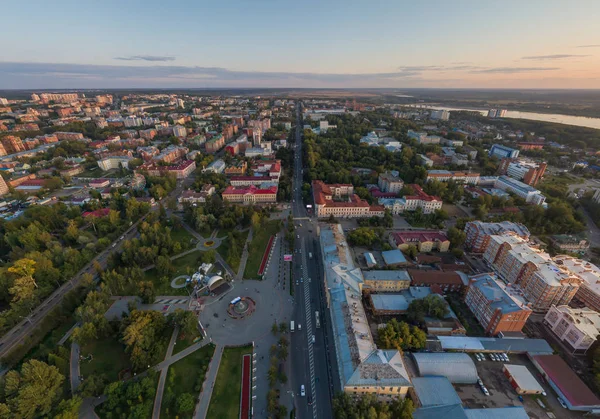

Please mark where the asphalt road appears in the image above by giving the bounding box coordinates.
[289,103,335,419]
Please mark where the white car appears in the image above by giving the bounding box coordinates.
[477,378,483,386]
[300,385,306,397]
[479,353,486,361]
[482,387,490,396]
[557,397,567,408]
[475,354,482,362]
[502,353,510,362]
[490,354,497,361]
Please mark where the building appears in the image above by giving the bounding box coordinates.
[230,176,278,187]
[55,131,84,141]
[426,170,480,185]
[408,130,440,145]
[362,270,410,293]
[377,171,404,194]
[139,128,157,140]
[550,234,589,253]
[412,352,477,384]
[89,179,110,189]
[178,185,215,205]
[222,185,277,204]
[419,154,434,167]
[554,256,600,312]
[172,125,187,138]
[544,305,600,353]
[389,230,450,253]
[408,270,466,293]
[97,156,132,171]
[364,252,376,268]
[411,376,462,408]
[205,135,225,153]
[488,109,507,118]
[369,287,433,315]
[530,354,600,411]
[498,159,547,186]
[320,224,412,400]
[483,235,581,312]
[224,160,247,176]
[153,145,188,164]
[464,221,530,253]
[123,116,142,127]
[202,159,226,174]
[518,142,544,150]
[430,109,450,121]
[381,249,408,266]
[489,144,519,159]
[1,136,25,153]
[495,175,546,205]
[138,160,196,179]
[403,184,443,214]
[312,180,384,218]
[0,175,9,196]
[502,364,544,395]
[39,93,78,103]
[464,273,532,335]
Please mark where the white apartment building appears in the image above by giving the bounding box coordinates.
[544,305,600,353]
[554,255,600,313]
[97,156,132,171]
[494,176,546,205]
[430,109,450,121]
[426,170,480,185]
[173,125,187,138]
[124,116,143,127]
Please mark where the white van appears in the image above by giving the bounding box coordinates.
[300,385,306,396]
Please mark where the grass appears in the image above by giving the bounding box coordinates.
[171,227,198,250]
[217,229,250,273]
[207,345,253,419]
[144,250,202,296]
[173,329,203,355]
[80,335,131,383]
[243,220,281,279]
[161,343,216,419]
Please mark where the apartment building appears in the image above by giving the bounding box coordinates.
[464,273,532,335]
[483,235,581,312]
[222,185,277,204]
[378,171,404,194]
[430,109,450,120]
[313,180,384,218]
[554,256,600,313]
[97,156,133,171]
[402,184,443,214]
[544,305,600,353]
[0,135,25,153]
[55,132,84,141]
[495,175,546,205]
[498,159,547,186]
[205,135,225,153]
[489,144,519,159]
[172,125,187,138]
[138,160,196,179]
[224,160,248,176]
[464,221,530,253]
[230,176,278,187]
[39,93,79,103]
[426,170,480,185]
[518,142,544,151]
[0,175,9,196]
[389,230,450,252]
[124,116,142,127]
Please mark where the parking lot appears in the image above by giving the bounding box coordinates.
[456,353,583,419]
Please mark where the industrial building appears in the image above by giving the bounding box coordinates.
[502,364,544,394]
[412,352,478,384]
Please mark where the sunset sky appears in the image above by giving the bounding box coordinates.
[2,0,600,89]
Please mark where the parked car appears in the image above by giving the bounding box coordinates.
[479,353,486,361]
[503,353,510,362]
[477,378,483,386]
[482,387,490,396]
[557,397,567,408]
[475,354,482,361]
[490,354,497,361]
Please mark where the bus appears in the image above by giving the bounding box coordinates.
[290,321,295,332]
[315,311,320,329]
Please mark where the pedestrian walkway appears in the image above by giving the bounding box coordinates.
[236,228,253,280]
[180,221,236,278]
[58,321,80,346]
[152,326,179,419]
[70,341,81,395]
[194,344,223,419]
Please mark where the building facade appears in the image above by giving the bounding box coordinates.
[313,180,384,218]
[464,221,530,253]
[544,305,600,353]
[489,144,519,159]
[389,230,450,252]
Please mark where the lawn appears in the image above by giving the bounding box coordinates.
[243,220,281,279]
[161,344,215,419]
[80,335,131,383]
[144,250,202,296]
[171,226,198,250]
[217,229,250,273]
[173,328,203,355]
[207,345,253,419]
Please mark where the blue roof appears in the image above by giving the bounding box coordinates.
[414,404,467,419]
[464,407,529,419]
[381,249,407,265]
[412,376,462,407]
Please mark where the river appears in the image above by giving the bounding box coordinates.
[413,105,600,130]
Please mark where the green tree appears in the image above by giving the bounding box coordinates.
[8,258,38,306]
[122,310,167,370]
[54,396,83,419]
[169,308,198,337]
[378,319,426,351]
[176,393,195,413]
[447,226,466,249]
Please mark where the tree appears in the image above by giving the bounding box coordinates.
[138,281,156,304]
[54,396,83,419]
[403,245,418,260]
[378,319,426,351]
[2,360,64,419]
[176,393,195,413]
[447,226,466,249]
[156,255,174,277]
[169,308,198,337]
[122,310,167,370]
[407,294,449,323]
[271,322,278,335]
[278,322,287,334]
[8,259,38,306]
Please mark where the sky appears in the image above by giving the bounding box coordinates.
[2,0,600,89]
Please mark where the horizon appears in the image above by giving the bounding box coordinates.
[2,0,600,89]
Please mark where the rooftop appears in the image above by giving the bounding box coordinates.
[437,335,553,354]
[468,273,531,314]
[412,376,462,407]
[503,364,544,392]
[553,305,600,338]
[467,220,530,238]
[362,270,410,282]
[390,230,449,245]
[381,249,408,265]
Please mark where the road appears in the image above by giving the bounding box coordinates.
[289,102,335,419]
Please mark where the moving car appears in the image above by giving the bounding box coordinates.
[300,385,306,397]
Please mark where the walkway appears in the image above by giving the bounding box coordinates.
[236,228,253,280]
[58,321,80,346]
[193,344,223,419]
[70,341,81,395]
[152,326,179,418]
[180,221,235,278]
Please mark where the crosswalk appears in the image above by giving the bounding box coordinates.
[155,298,188,305]
[300,238,318,418]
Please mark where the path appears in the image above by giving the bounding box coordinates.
[152,326,179,419]
[70,341,81,395]
[180,221,236,277]
[236,228,254,280]
[58,321,80,346]
[193,344,223,419]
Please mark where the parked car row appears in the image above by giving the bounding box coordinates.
[477,377,490,396]
[475,352,509,362]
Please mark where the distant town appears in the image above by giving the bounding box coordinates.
[2,91,600,419]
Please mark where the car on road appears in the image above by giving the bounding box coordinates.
[307,395,312,405]
[300,385,306,397]
[542,390,547,396]
[298,323,301,330]
[311,335,315,344]
[557,397,567,408]
[297,235,300,239]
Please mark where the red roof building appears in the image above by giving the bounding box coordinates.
[312,180,383,218]
[389,230,450,252]
[83,208,111,218]
[222,185,277,204]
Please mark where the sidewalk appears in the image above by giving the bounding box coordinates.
[70,341,81,395]
[236,228,253,281]
[194,344,223,419]
[152,326,179,419]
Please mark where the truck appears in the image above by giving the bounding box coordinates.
[290,321,295,332]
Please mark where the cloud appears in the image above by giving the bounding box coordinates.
[521,54,590,60]
[114,55,176,62]
[577,44,600,48]
[397,65,484,73]
[471,67,560,74]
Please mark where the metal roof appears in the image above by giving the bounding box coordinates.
[436,336,553,354]
[362,270,410,282]
[371,294,410,312]
[381,249,407,265]
[464,407,529,419]
[413,404,467,419]
[412,352,478,384]
[503,364,544,392]
[412,376,462,407]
